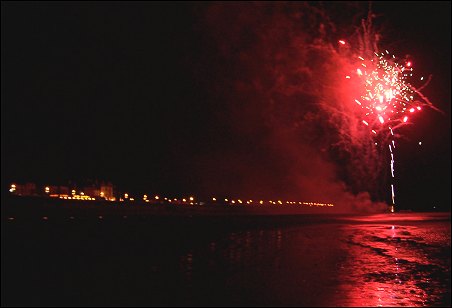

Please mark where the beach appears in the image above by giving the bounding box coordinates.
[2,206,450,306]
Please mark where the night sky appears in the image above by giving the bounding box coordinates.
[2,2,450,210]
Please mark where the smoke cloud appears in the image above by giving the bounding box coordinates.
[193,2,389,213]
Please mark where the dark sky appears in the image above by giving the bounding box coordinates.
[1,1,450,210]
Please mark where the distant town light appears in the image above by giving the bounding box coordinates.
[8,180,338,212]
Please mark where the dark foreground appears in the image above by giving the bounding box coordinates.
[2,212,450,307]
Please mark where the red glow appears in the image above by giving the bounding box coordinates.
[338,40,346,45]
[345,50,432,138]
[337,218,449,307]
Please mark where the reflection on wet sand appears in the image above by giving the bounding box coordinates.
[175,215,450,306]
[337,222,450,307]
[2,213,450,306]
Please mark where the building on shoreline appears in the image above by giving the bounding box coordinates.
[9,183,37,196]
[9,181,115,201]
[84,181,115,201]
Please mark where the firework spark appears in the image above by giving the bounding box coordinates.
[347,52,425,133]
[341,36,438,211]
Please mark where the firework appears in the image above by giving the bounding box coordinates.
[347,52,429,132]
[340,39,437,212]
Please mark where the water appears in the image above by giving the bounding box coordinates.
[2,213,450,306]
[334,221,450,306]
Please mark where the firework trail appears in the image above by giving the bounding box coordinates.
[331,11,439,211]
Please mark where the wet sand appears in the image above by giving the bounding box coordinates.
[2,212,450,306]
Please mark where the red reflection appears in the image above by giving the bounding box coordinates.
[336,219,449,307]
